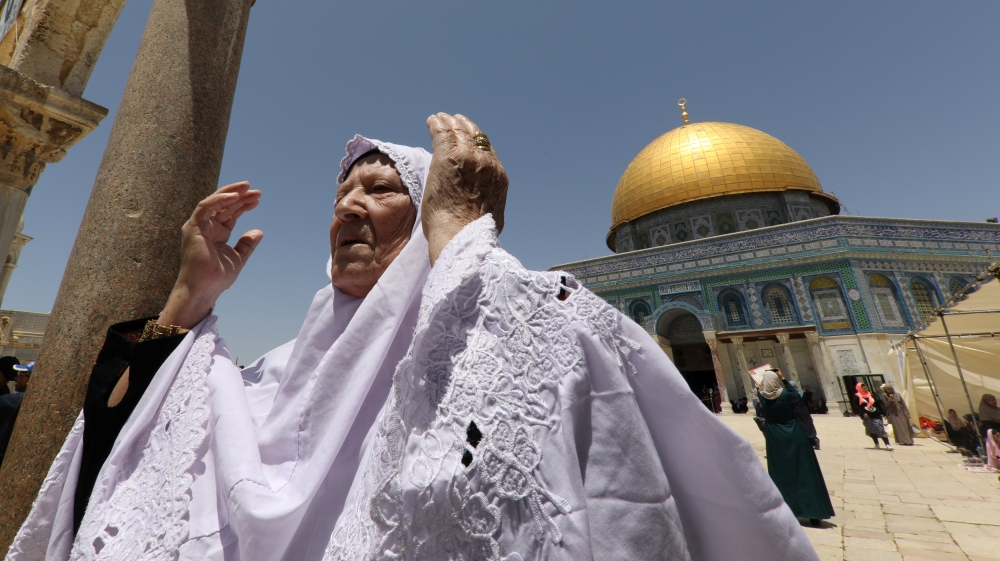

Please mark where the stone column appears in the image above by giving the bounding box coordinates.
[0,217,30,308]
[704,335,729,406]
[655,335,674,362]
[775,332,800,384]
[806,331,842,410]
[0,0,255,545]
[731,336,753,400]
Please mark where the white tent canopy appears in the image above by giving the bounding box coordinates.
[897,269,1000,429]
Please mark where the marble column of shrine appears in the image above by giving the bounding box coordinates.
[0,217,30,308]
[655,335,674,361]
[775,332,801,384]
[703,332,728,406]
[806,331,843,411]
[731,336,753,400]
[0,0,255,546]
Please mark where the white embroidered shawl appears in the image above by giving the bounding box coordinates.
[324,215,819,561]
[9,183,818,561]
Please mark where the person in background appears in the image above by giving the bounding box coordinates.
[712,384,723,413]
[0,355,19,395]
[0,361,30,412]
[854,382,891,450]
[0,360,31,466]
[978,394,1000,435]
[944,409,980,455]
[816,398,829,414]
[986,429,1000,471]
[803,386,815,413]
[756,369,835,526]
[882,383,914,446]
[775,369,820,450]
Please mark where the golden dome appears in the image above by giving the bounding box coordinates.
[610,121,838,231]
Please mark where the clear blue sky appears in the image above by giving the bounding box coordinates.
[5,1,999,363]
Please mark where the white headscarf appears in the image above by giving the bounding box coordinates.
[8,136,434,561]
[758,370,784,401]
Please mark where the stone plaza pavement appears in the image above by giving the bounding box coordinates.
[720,414,1000,560]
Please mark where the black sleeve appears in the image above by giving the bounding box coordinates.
[871,397,887,418]
[74,317,186,534]
[849,395,865,417]
[790,397,818,441]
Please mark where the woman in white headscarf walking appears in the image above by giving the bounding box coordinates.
[755,369,834,526]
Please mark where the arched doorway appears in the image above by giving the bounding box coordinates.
[664,313,717,410]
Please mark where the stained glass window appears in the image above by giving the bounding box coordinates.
[910,278,938,324]
[948,276,974,301]
[629,300,651,325]
[764,285,794,324]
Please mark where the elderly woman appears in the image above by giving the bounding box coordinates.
[882,383,914,446]
[12,115,817,561]
[756,369,835,526]
[11,115,484,559]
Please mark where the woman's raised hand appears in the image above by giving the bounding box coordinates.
[423,113,509,264]
[159,182,263,329]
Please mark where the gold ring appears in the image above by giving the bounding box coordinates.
[473,131,492,151]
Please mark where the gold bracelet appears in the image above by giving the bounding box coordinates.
[139,319,189,342]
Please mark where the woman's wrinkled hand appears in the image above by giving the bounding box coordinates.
[422,113,508,264]
[159,182,263,328]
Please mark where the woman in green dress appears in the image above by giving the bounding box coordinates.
[758,369,836,525]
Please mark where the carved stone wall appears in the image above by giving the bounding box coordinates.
[0,64,106,300]
[0,0,118,304]
[0,0,128,96]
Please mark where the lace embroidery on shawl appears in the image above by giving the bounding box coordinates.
[6,413,85,559]
[325,216,638,561]
[70,318,218,561]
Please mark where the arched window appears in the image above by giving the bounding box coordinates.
[949,276,968,296]
[910,277,940,324]
[948,276,975,301]
[868,274,906,328]
[809,276,852,331]
[629,300,651,325]
[762,284,795,324]
[718,290,748,328]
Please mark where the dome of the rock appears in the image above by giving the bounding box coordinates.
[610,121,839,232]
